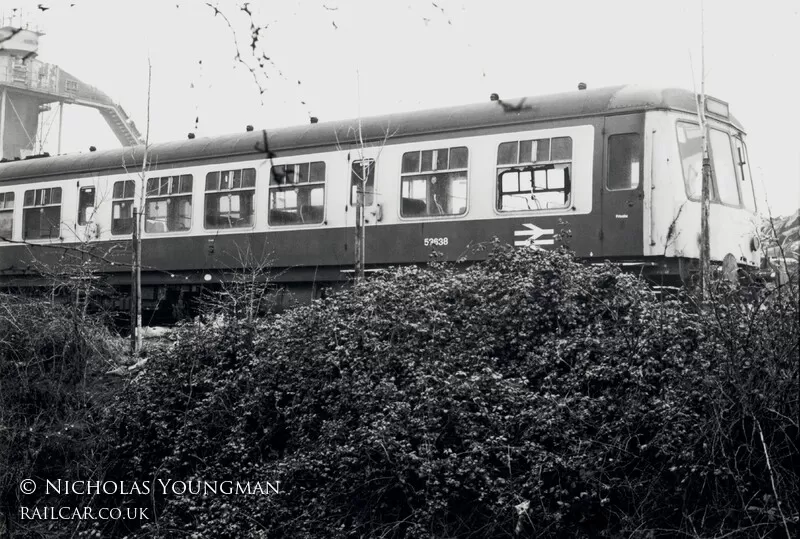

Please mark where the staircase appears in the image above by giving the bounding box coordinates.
[97,105,143,147]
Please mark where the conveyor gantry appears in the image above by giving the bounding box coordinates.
[0,24,143,160]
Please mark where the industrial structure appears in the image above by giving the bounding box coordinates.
[0,19,142,161]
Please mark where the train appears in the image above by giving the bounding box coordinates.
[0,84,761,311]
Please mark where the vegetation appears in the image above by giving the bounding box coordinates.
[763,209,800,285]
[0,297,123,538]
[1,246,797,538]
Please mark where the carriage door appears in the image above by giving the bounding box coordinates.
[601,114,645,258]
[346,149,383,232]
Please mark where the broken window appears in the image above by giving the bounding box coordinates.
[400,147,468,217]
[497,137,572,211]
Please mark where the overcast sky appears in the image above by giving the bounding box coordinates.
[5,0,800,215]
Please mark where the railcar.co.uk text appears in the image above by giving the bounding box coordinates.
[18,479,280,521]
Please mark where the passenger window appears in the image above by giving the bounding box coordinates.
[496,137,572,211]
[23,187,62,240]
[350,159,375,206]
[145,174,193,233]
[112,180,136,235]
[400,147,468,217]
[0,192,14,240]
[205,168,256,228]
[77,186,96,225]
[607,133,641,190]
[709,129,740,206]
[269,162,325,225]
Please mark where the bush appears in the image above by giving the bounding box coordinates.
[97,247,798,538]
[0,296,123,538]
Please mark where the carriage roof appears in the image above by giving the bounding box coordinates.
[0,84,742,182]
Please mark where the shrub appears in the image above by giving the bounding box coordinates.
[0,296,122,538]
[98,247,798,538]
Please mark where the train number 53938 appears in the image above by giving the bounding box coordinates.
[423,237,449,247]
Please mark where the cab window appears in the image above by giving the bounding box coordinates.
[733,137,757,212]
[709,129,740,206]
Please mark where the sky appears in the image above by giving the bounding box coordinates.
[4,0,799,215]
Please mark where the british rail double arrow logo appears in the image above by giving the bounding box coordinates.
[514,223,554,249]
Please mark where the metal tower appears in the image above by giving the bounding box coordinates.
[0,22,143,160]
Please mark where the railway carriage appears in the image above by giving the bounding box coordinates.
[0,84,761,309]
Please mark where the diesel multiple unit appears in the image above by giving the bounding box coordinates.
[0,85,761,307]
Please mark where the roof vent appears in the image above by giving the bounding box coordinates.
[490,93,499,101]
[188,133,196,139]
[578,82,587,90]
[310,117,318,124]
[89,146,96,152]
[246,125,254,131]
[24,152,50,160]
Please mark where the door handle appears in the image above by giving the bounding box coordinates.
[372,203,383,222]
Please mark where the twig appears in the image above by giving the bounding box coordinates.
[754,417,791,539]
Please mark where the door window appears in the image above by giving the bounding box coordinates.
[78,186,96,225]
[607,133,641,190]
[0,192,14,240]
[112,180,136,235]
[350,159,375,206]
